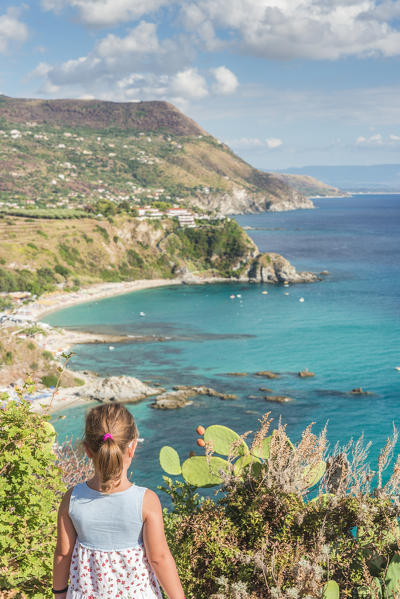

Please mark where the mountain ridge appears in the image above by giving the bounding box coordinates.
[278,163,400,192]
[0,95,313,215]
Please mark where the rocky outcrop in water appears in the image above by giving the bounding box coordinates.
[151,385,237,409]
[265,395,293,403]
[74,375,162,403]
[248,253,319,284]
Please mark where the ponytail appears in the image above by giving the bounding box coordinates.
[95,437,124,492]
[84,403,138,492]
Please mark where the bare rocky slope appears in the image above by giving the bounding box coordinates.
[272,172,347,198]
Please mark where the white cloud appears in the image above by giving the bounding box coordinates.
[356,132,400,146]
[180,0,400,60]
[41,0,169,27]
[31,22,240,103]
[266,137,283,149]
[97,22,159,58]
[32,21,240,102]
[31,21,193,93]
[229,137,265,149]
[356,133,383,145]
[0,7,28,53]
[170,68,208,99]
[228,136,283,150]
[211,66,238,95]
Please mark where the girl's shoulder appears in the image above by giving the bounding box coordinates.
[142,488,162,520]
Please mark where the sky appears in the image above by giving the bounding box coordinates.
[1,0,400,170]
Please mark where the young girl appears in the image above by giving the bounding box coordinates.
[53,403,185,599]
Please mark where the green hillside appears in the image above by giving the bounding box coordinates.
[0,95,311,215]
[0,214,256,296]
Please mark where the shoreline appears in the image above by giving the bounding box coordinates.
[16,278,185,321]
[10,275,235,413]
[14,275,240,322]
[7,266,319,414]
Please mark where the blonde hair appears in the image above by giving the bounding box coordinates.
[84,403,138,492]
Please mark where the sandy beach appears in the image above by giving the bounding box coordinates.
[15,277,185,321]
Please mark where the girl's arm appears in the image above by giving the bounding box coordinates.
[53,489,77,599]
[142,489,185,599]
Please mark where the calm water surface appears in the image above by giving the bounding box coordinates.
[46,194,400,491]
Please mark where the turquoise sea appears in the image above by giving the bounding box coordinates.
[46,194,400,491]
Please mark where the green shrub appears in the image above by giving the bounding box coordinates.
[58,243,81,267]
[2,350,13,365]
[19,325,47,337]
[0,392,65,597]
[0,296,12,310]
[126,249,144,268]
[41,373,58,388]
[42,350,53,361]
[54,264,70,277]
[27,341,35,350]
[160,417,400,599]
[95,225,110,242]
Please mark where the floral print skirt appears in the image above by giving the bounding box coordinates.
[66,540,162,599]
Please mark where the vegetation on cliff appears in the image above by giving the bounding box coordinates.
[0,95,309,215]
[0,214,256,295]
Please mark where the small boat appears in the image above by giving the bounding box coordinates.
[262,291,268,295]
[283,281,290,287]
[284,292,289,296]
[236,294,242,298]
[396,367,400,371]
[230,295,235,299]
[299,297,305,303]
[140,311,145,316]
[109,346,115,351]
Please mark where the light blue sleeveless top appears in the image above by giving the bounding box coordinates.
[69,482,147,551]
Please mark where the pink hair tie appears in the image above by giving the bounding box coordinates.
[103,433,113,441]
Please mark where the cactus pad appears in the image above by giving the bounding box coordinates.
[309,493,334,506]
[385,553,400,597]
[204,424,248,456]
[303,460,326,488]
[251,435,272,460]
[322,580,339,599]
[233,455,260,476]
[181,455,229,487]
[159,446,182,476]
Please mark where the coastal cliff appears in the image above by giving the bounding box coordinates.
[0,214,317,297]
[0,95,313,216]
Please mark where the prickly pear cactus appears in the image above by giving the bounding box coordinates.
[370,578,383,598]
[303,460,326,488]
[233,455,260,476]
[204,425,248,456]
[250,435,271,460]
[385,553,400,598]
[159,446,182,476]
[309,493,334,506]
[322,580,339,599]
[181,456,229,487]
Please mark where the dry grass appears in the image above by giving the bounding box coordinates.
[54,436,94,487]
